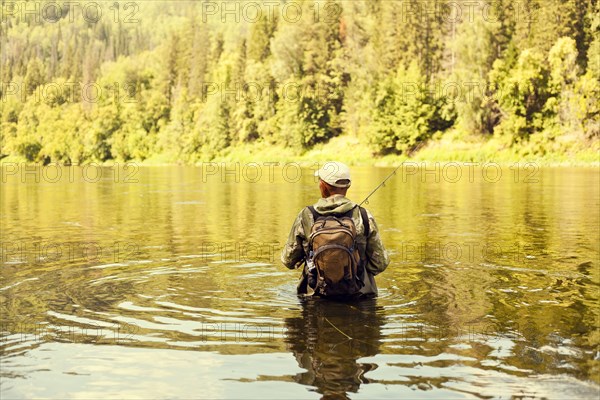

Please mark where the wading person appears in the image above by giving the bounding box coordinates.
[281,161,390,298]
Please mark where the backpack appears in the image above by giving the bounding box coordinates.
[306,206,370,297]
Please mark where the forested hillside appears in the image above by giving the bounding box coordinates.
[1,0,598,163]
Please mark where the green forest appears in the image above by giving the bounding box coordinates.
[1,0,599,164]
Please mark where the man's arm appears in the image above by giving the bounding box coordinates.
[364,211,390,275]
[281,209,307,269]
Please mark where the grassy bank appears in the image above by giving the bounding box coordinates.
[2,132,599,167]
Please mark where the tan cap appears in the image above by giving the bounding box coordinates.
[314,161,351,188]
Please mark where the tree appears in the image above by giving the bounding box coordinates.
[369,62,454,154]
[490,49,552,141]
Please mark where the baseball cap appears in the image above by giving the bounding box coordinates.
[314,161,351,188]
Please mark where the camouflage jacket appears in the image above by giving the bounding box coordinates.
[281,194,390,295]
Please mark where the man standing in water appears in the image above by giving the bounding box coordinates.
[281,161,390,297]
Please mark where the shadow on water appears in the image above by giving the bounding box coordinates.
[284,296,385,399]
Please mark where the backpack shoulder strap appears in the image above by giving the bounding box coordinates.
[307,206,320,222]
[359,206,370,237]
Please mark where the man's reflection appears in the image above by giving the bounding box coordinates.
[284,297,385,399]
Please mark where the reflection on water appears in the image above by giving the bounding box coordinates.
[1,165,599,399]
[285,298,384,398]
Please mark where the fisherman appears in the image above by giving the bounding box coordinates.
[281,161,390,298]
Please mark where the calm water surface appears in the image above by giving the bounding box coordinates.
[1,165,599,399]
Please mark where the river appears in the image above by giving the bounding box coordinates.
[1,163,599,399]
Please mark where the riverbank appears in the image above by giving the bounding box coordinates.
[2,132,599,167]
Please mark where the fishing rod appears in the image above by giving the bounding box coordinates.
[358,164,402,206]
[358,140,428,206]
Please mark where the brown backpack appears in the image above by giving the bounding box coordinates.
[306,206,369,297]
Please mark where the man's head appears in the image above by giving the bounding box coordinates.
[314,161,351,198]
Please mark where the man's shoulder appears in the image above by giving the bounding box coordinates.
[293,207,314,232]
[299,206,314,219]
